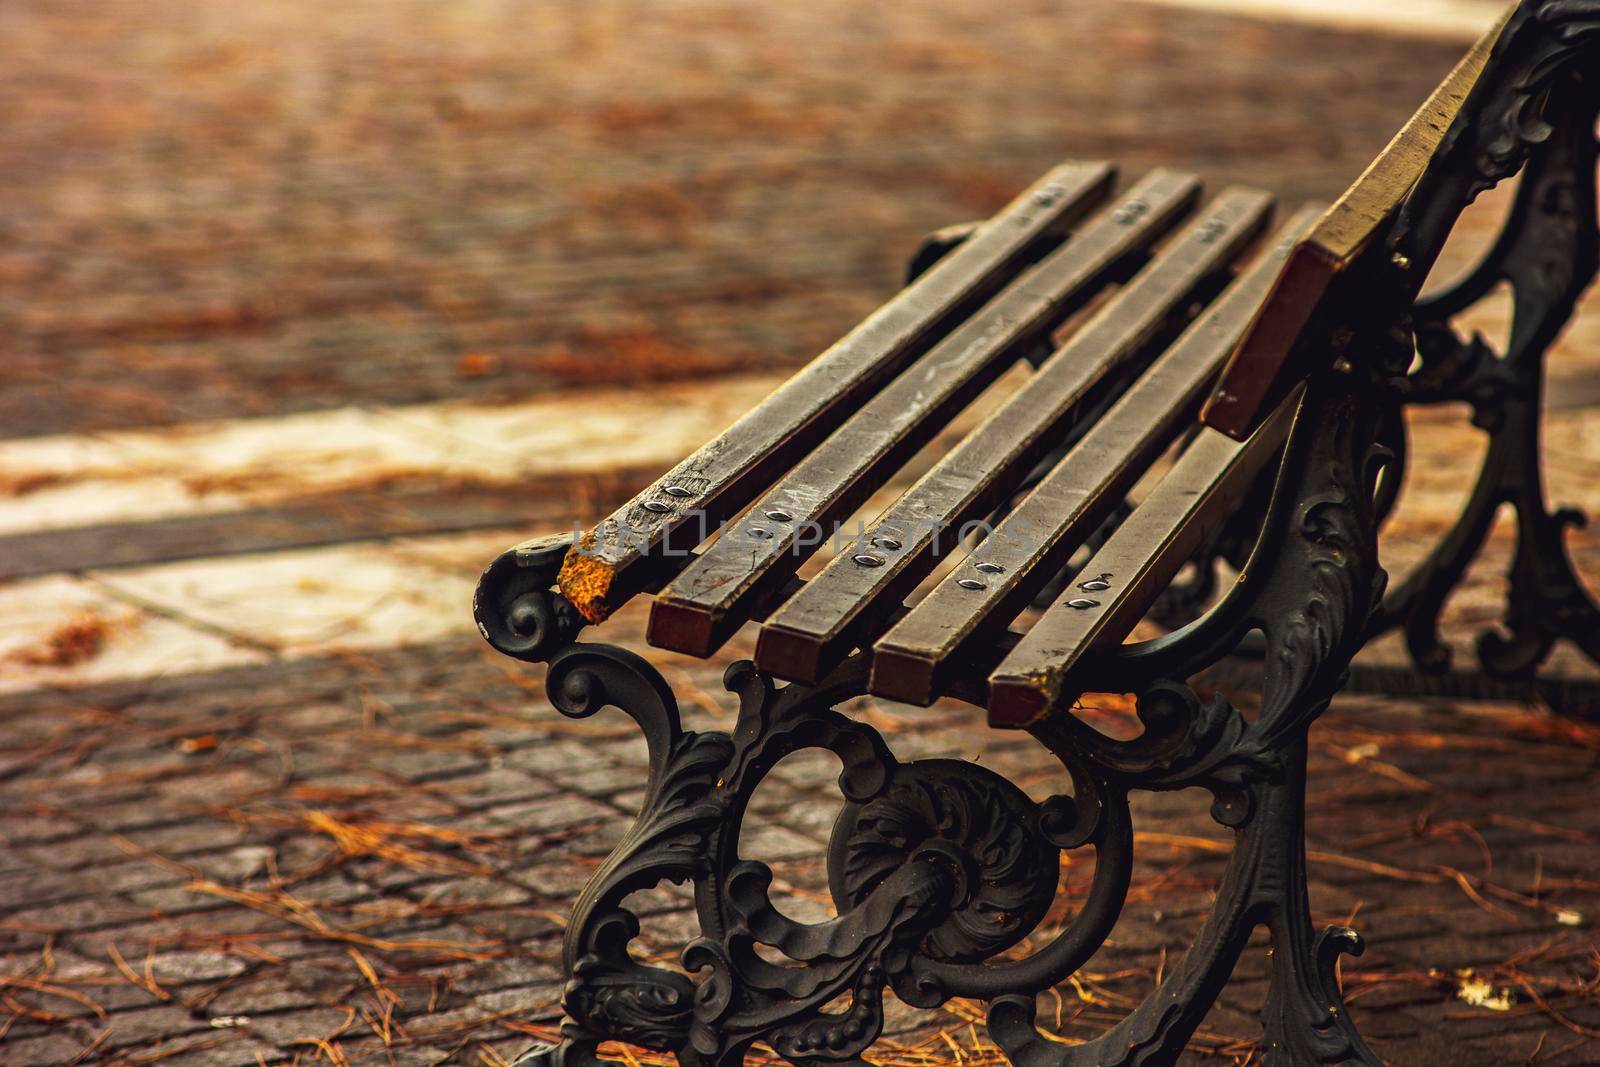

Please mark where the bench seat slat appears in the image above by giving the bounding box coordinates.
[646,170,1205,657]
[753,187,1278,684]
[868,205,1325,707]
[556,162,1117,624]
[984,395,1301,727]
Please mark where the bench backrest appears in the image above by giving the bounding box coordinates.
[1202,4,1513,440]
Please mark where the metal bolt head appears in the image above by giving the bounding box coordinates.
[1113,199,1148,225]
[853,554,884,568]
[641,500,672,513]
[956,578,987,591]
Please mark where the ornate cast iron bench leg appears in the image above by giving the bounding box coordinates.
[991,377,1392,1066]
[1370,75,1600,680]
[475,372,1391,1066]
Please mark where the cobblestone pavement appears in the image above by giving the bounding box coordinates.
[4,612,1600,1066]
[2,0,1477,439]
[5,1,1600,1065]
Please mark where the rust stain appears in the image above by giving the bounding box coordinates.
[558,535,616,624]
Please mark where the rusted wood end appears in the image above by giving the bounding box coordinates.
[558,536,617,624]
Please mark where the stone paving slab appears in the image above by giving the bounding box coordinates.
[3,614,1600,1065]
[4,372,1594,699]
[0,378,781,539]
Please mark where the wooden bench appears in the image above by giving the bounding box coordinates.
[474,4,1599,1064]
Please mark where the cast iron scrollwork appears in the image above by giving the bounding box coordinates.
[543,643,728,1053]
[521,373,1392,1064]
[522,622,1340,1065]
[976,377,1389,1067]
[525,636,1355,1066]
[829,760,1061,964]
[1393,0,1600,264]
[525,644,1134,1067]
[475,534,587,663]
[1368,22,1600,679]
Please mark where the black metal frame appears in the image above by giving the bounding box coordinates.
[476,376,1389,1066]
[474,6,1599,1063]
[1369,48,1600,678]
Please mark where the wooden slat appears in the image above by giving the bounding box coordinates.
[985,396,1301,728]
[556,162,1117,623]
[754,187,1277,684]
[1199,6,1511,440]
[647,170,1205,657]
[869,205,1325,707]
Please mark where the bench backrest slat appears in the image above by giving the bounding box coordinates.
[868,205,1324,707]
[1199,5,1511,440]
[557,162,1117,624]
[646,171,1204,657]
[986,392,1301,727]
[754,187,1276,685]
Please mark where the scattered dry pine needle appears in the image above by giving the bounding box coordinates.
[221,807,499,875]
[9,611,117,667]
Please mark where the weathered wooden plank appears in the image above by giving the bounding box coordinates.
[1200,7,1509,440]
[646,170,1205,656]
[869,205,1325,707]
[754,186,1277,684]
[985,395,1301,728]
[555,162,1118,623]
